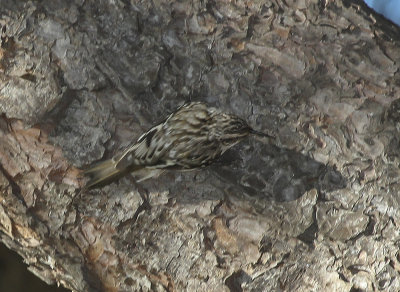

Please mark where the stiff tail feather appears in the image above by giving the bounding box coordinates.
[83,158,122,189]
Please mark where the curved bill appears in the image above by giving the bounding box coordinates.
[249,128,274,138]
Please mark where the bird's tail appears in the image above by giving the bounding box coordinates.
[82,158,122,189]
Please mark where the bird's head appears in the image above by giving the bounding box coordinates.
[221,115,252,138]
[218,114,273,143]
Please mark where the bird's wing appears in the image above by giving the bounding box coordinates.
[115,102,220,171]
[115,124,173,170]
[173,137,222,168]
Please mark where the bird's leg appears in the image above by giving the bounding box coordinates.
[117,176,151,230]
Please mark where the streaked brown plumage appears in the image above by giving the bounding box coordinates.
[83,102,271,189]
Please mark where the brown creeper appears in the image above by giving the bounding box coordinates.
[83,102,272,189]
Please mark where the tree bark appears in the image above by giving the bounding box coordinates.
[1,0,400,291]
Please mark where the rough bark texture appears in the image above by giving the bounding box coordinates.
[1,0,400,291]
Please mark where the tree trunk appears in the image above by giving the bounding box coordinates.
[1,0,400,291]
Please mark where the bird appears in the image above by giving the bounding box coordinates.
[82,102,272,189]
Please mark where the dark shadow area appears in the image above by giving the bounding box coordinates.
[0,243,70,292]
[208,140,347,202]
[81,265,106,292]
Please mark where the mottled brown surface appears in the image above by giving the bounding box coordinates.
[1,0,400,291]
